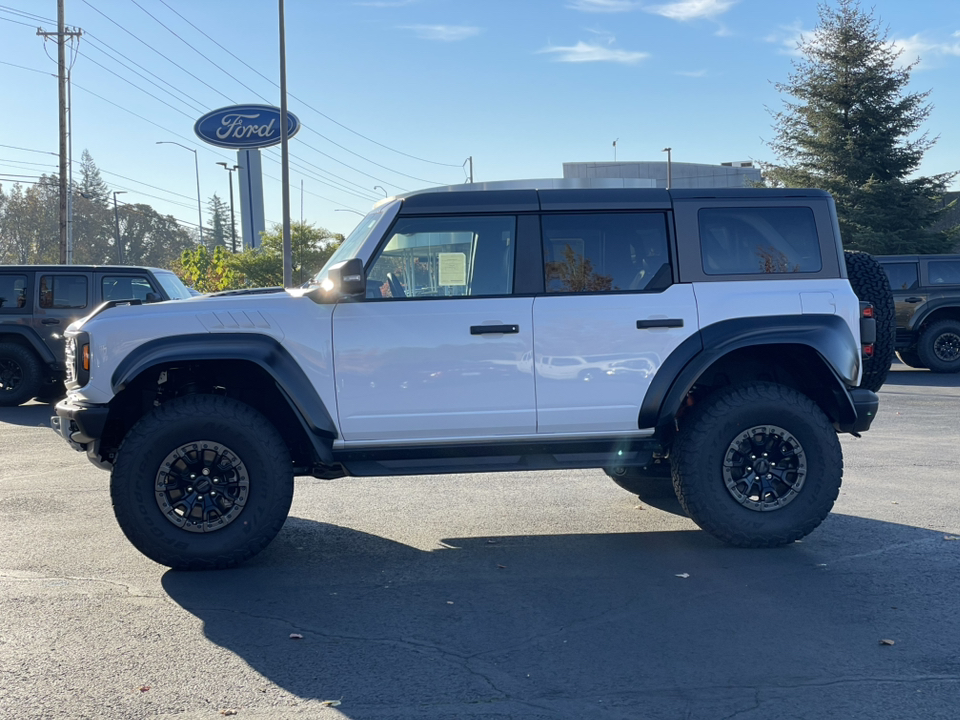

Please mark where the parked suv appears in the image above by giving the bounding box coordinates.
[51,185,882,569]
[0,265,193,406]
[876,253,960,373]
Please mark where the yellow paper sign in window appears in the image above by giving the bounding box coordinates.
[438,252,467,286]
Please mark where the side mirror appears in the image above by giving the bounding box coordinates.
[309,258,366,303]
[145,292,162,303]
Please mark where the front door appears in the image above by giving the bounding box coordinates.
[333,214,536,443]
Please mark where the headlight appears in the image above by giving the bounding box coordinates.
[64,337,76,384]
[65,332,91,388]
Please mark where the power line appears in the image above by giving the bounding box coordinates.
[0,5,55,23]
[155,0,463,169]
[0,57,54,75]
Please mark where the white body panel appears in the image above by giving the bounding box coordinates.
[532,285,700,434]
[692,278,862,384]
[332,298,536,442]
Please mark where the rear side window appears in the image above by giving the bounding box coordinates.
[882,262,919,290]
[699,207,822,275]
[0,274,28,310]
[928,260,960,286]
[39,274,88,309]
[541,212,671,294]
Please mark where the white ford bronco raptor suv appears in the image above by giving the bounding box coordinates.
[52,184,882,569]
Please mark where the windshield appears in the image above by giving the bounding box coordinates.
[309,209,385,286]
[154,271,194,300]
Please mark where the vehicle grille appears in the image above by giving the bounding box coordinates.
[64,337,76,384]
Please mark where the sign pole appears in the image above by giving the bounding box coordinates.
[279,0,292,288]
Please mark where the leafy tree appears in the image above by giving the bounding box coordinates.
[227,222,343,288]
[118,204,195,268]
[765,0,957,254]
[180,244,235,292]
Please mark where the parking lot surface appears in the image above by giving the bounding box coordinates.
[1,364,958,719]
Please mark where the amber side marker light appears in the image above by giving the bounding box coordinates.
[82,344,90,372]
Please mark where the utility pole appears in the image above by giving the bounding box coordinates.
[465,156,473,184]
[38,0,82,265]
[279,0,293,288]
[113,191,126,264]
[217,162,239,252]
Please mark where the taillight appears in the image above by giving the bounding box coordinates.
[862,344,875,358]
[861,305,874,318]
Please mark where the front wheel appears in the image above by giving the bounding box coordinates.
[671,383,843,547]
[917,320,960,373]
[111,395,294,570]
[895,346,925,369]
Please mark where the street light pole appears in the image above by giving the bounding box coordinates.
[662,147,672,190]
[374,185,387,198]
[112,190,127,264]
[216,162,239,252]
[157,141,203,245]
[279,0,293,288]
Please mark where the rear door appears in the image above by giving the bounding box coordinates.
[881,260,924,338]
[533,210,700,434]
[32,272,92,369]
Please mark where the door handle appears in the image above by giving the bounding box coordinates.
[637,319,683,329]
[470,324,519,335]
[41,318,60,325]
[904,297,923,303]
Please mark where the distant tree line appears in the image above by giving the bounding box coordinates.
[0,150,343,289]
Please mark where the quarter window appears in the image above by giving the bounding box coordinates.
[366,215,515,299]
[699,207,822,275]
[39,275,88,309]
[882,262,919,290]
[102,275,156,302]
[0,274,28,310]
[541,213,671,294]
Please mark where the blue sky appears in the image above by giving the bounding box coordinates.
[0,0,958,240]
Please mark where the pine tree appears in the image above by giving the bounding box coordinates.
[78,149,109,204]
[766,0,957,254]
[206,193,231,251]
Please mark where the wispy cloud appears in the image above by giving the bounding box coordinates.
[401,25,482,42]
[567,0,641,12]
[644,0,737,21]
[539,38,649,64]
[675,69,708,77]
[891,32,960,69]
[763,21,811,57]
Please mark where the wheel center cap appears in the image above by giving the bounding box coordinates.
[754,459,771,475]
[195,478,212,493]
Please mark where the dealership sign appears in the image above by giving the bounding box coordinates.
[194,104,300,149]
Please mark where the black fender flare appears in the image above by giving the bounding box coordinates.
[907,298,960,333]
[0,325,58,367]
[111,333,337,461]
[639,314,861,430]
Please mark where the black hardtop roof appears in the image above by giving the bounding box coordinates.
[397,186,832,214]
[874,254,960,262]
[0,264,171,273]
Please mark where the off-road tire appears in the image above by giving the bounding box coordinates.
[0,343,43,407]
[895,346,925,369]
[917,319,960,374]
[671,382,843,548]
[844,250,895,391]
[111,394,294,570]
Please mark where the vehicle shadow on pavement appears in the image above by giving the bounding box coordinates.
[883,367,960,389]
[0,402,59,428]
[161,513,960,719]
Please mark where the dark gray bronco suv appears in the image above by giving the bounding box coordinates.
[0,265,193,406]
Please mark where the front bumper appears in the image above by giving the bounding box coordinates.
[51,399,112,470]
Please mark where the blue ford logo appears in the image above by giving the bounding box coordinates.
[194,104,300,149]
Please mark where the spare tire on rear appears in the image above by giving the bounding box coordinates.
[844,250,895,392]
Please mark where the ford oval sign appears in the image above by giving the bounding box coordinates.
[194,104,300,149]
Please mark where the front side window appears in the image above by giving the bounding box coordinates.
[928,260,960,286]
[541,212,670,294]
[39,274,88,309]
[102,275,156,302]
[0,274,27,310]
[882,262,919,291]
[699,207,822,275]
[366,215,516,299]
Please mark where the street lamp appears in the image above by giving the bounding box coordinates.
[334,208,363,216]
[112,191,127,264]
[374,185,388,198]
[216,162,240,252]
[662,147,672,190]
[157,141,203,245]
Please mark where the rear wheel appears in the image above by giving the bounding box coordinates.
[111,395,294,570]
[844,250,895,391]
[917,319,960,373]
[672,382,842,547]
[895,346,925,369]
[0,343,43,407]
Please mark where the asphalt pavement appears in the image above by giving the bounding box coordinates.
[1,364,958,719]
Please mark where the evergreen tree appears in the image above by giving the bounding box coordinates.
[78,149,109,204]
[766,0,957,254]
[206,193,231,251]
